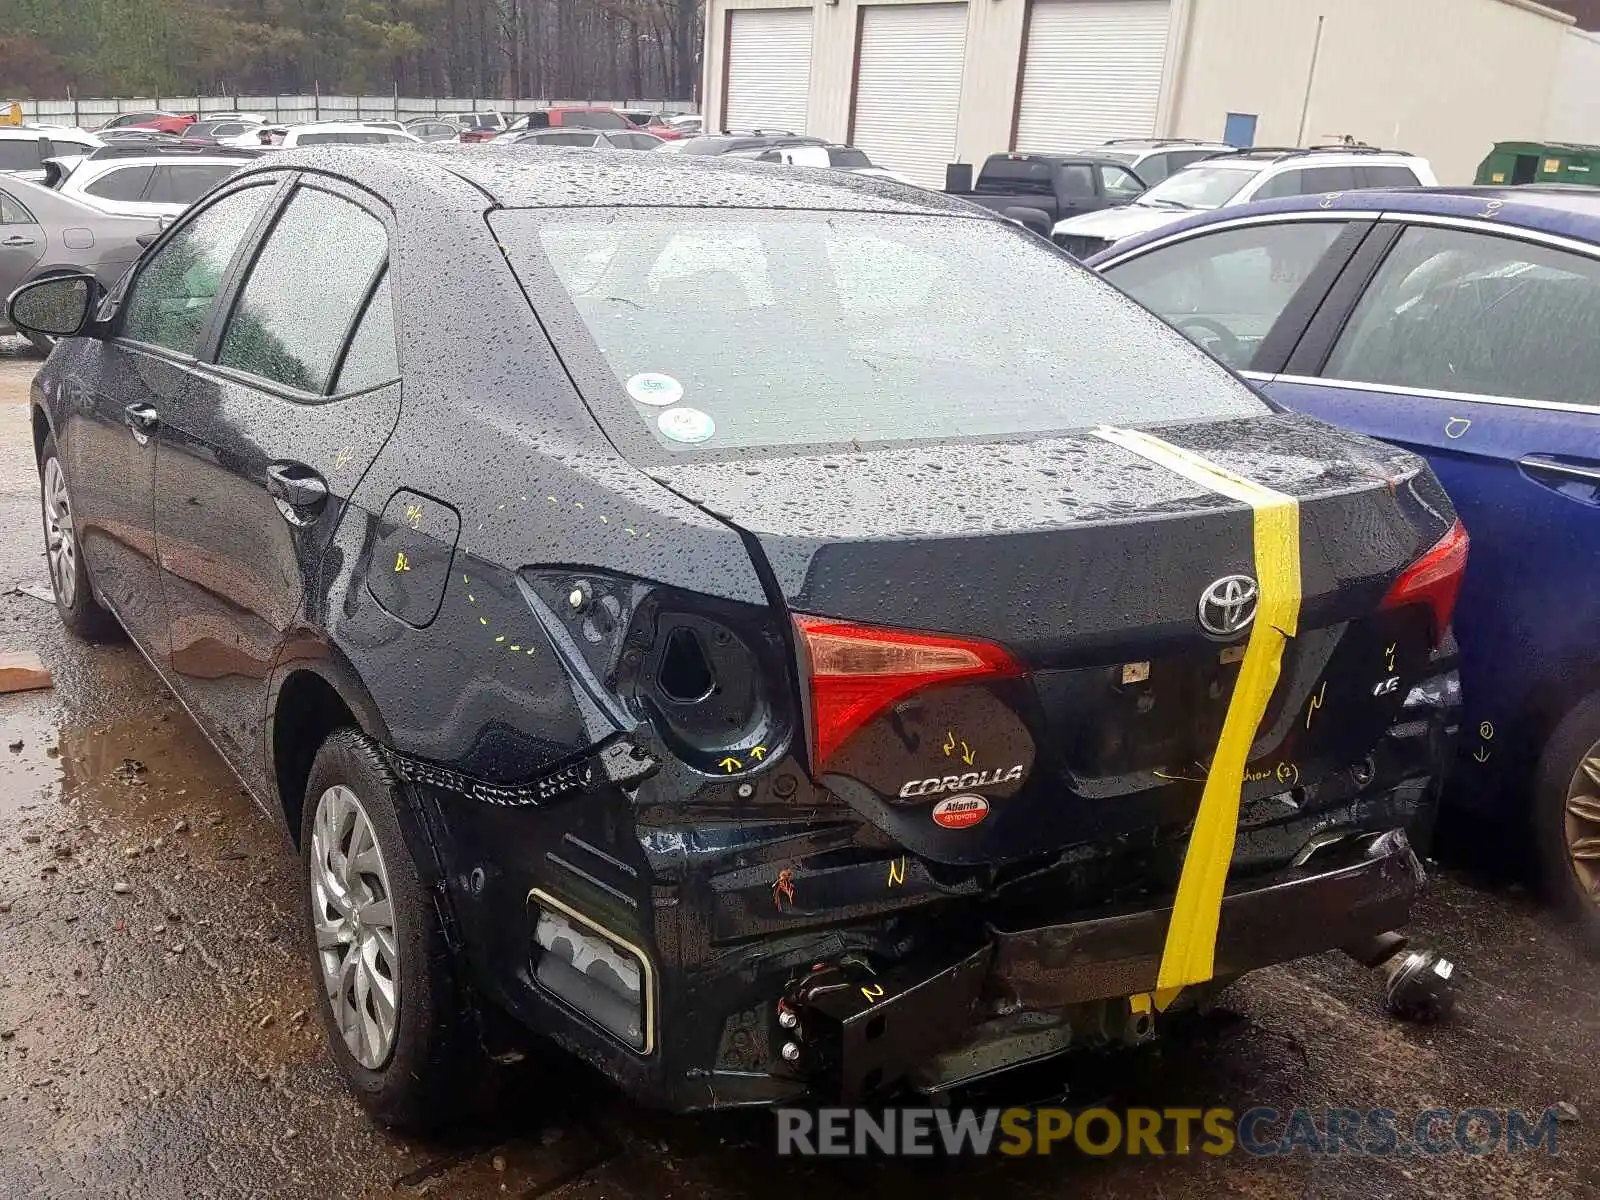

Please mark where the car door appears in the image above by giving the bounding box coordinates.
[60,180,280,661]
[151,178,401,793]
[1261,219,1600,792]
[1096,216,1372,372]
[0,187,45,294]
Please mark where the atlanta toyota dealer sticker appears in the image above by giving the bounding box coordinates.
[931,794,990,830]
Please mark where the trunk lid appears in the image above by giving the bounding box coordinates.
[650,415,1455,866]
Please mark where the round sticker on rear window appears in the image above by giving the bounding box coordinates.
[627,372,684,407]
[658,406,715,444]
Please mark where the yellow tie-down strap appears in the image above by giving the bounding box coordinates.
[1092,426,1302,1013]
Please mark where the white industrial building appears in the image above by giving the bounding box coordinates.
[700,0,1577,188]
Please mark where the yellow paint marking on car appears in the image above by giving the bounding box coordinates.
[1093,425,1302,1009]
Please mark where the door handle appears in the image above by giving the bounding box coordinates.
[1518,455,1600,487]
[123,402,159,444]
[2,235,35,247]
[266,461,329,520]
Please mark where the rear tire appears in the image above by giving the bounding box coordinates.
[38,433,121,641]
[1532,692,1600,953]
[300,728,484,1131]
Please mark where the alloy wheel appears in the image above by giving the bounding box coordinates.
[1565,743,1600,905]
[42,457,76,610]
[310,784,401,1069]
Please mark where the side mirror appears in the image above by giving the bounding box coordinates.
[8,274,99,339]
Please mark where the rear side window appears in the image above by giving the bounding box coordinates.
[1254,165,1359,200]
[1358,164,1421,188]
[121,184,273,354]
[1103,221,1349,370]
[494,207,1265,455]
[1324,224,1600,407]
[85,166,154,202]
[146,164,236,206]
[332,271,399,393]
[611,133,664,150]
[217,187,388,393]
[0,190,35,224]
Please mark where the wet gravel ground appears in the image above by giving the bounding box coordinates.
[0,349,1597,1199]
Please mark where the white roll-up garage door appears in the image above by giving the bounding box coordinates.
[850,3,968,189]
[1014,0,1171,153]
[724,8,814,134]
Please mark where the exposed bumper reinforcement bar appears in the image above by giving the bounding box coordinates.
[794,828,1424,1099]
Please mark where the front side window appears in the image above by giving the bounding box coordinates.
[1324,224,1600,407]
[1101,166,1145,200]
[495,207,1266,455]
[217,187,388,393]
[1103,221,1349,370]
[121,184,274,355]
[85,166,155,203]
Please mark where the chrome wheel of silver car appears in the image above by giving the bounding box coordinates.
[42,456,76,610]
[310,784,401,1069]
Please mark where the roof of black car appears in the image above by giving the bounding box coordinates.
[259,142,976,216]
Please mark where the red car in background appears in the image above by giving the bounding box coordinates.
[98,111,197,136]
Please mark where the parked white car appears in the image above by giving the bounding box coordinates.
[0,126,102,183]
[750,142,914,186]
[1050,147,1437,258]
[54,148,256,218]
[221,122,423,149]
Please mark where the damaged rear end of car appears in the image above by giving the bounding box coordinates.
[398,187,1464,1112]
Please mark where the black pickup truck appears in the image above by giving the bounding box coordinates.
[947,152,1148,234]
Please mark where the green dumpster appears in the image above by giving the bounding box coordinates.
[1476,140,1600,187]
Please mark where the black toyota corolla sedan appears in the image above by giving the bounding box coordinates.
[9,145,1465,1131]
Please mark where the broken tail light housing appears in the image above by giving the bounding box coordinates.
[793,614,1022,770]
[1382,519,1469,644]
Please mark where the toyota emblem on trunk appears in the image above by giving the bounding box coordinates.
[1198,574,1258,637]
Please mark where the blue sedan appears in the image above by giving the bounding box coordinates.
[1087,186,1600,944]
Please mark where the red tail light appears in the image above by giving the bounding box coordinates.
[793,614,1022,769]
[1382,519,1468,642]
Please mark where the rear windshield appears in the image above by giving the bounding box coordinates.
[297,131,397,145]
[0,140,43,172]
[559,110,628,130]
[975,158,1056,194]
[491,208,1264,456]
[827,147,872,169]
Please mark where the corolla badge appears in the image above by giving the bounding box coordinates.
[1198,574,1258,638]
